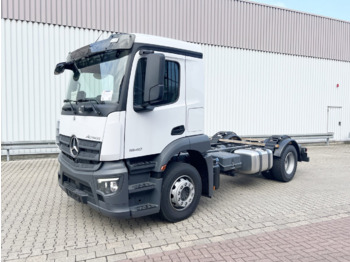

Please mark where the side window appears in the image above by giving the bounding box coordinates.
[134,58,180,107]
[133,58,147,106]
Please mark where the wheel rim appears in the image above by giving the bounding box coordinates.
[284,152,295,175]
[170,175,195,211]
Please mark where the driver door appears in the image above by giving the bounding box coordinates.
[124,51,186,159]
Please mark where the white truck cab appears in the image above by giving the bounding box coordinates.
[55,33,309,222]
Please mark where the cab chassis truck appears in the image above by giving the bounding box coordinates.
[55,33,309,222]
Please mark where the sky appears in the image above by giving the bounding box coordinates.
[250,0,350,22]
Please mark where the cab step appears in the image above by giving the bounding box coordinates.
[130,203,159,217]
[129,182,156,194]
[127,161,156,174]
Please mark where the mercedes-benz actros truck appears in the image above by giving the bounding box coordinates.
[55,33,309,222]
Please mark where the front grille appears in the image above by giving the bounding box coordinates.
[59,135,102,170]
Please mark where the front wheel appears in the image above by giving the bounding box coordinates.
[160,162,202,222]
[270,145,298,182]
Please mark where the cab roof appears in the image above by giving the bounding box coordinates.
[133,33,202,55]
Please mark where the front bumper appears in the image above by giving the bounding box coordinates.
[58,153,131,218]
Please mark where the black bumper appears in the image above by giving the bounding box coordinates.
[58,153,131,218]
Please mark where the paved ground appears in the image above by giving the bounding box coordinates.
[1,144,350,261]
[124,217,350,262]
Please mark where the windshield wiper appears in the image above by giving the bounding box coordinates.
[63,99,76,114]
[76,99,101,115]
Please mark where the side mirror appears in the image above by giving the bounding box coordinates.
[54,62,66,75]
[143,53,165,105]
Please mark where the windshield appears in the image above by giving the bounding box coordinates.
[66,50,129,103]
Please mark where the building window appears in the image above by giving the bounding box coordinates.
[134,58,180,107]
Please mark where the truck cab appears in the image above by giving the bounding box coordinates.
[56,33,213,222]
[55,33,308,222]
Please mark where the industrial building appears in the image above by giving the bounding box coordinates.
[1,0,350,156]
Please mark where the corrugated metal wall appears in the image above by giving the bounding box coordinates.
[2,19,350,148]
[202,45,350,137]
[2,0,350,62]
[1,19,110,145]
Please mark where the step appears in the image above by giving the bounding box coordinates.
[130,203,159,217]
[127,161,156,174]
[129,182,156,194]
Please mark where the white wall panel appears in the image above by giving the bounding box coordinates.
[1,19,350,157]
[202,45,350,140]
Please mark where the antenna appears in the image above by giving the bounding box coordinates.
[95,32,103,42]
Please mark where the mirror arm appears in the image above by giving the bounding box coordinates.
[66,61,80,81]
[55,61,80,80]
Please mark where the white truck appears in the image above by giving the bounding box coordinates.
[55,33,309,222]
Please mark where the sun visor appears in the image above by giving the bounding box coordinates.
[67,33,135,61]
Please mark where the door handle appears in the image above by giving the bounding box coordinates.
[171,125,185,135]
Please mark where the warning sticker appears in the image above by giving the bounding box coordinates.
[101,90,113,101]
[70,91,78,101]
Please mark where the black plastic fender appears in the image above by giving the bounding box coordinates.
[210,131,242,144]
[153,135,214,197]
[154,135,210,171]
[273,138,302,161]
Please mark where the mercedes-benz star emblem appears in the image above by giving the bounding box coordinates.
[69,136,79,158]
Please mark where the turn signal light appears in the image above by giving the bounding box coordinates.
[161,165,167,172]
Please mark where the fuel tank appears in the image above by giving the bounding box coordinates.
[234,148,273,174]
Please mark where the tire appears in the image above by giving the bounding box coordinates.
[160,162,202,222]
[270,145,298,182]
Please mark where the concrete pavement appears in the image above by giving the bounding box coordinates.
[1,144,350,261]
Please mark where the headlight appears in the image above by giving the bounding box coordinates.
[97,178,120,194]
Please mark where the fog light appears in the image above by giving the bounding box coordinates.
[110,181,119,192]
[97,178,120,195]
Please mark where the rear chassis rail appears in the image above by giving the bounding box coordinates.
[208,132,309,191]
[210,131,309,163]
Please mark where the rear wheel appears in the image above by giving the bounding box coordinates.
[160,162,202,222]
[270,145,298,182]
